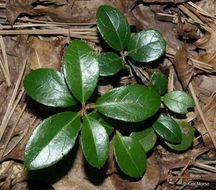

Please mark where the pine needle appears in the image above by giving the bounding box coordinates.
[0,59,27,141]
[189,83,216,149]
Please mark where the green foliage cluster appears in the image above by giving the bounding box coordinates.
[23,5,195,178]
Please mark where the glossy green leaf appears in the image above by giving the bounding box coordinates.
[24,112,81,170]
[81,112,109,168]
[98,52,122,76]
[63,40,99,103]
[95,84,161,122]
[130,126,157,152]
[114,132,146,178]
[128,30,166,62]
[96,5,130,51]
[163,91,195,114]
[23,68,77,107]
[88,112,114,136]
[165,121,194,151]
[150,72,168,95]
[152,114,182,143]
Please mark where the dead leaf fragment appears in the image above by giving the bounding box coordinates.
[29,36,66,71]
[177,13,199,40]
[173,43,194,89]
[194,88,216,149]
[194,31,216,53]
[6,0,37,25]
[193,30,216,73]
[157,145,209,182]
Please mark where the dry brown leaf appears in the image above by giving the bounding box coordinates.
[193,30,216,73]
[156,145,209,181]
[193,75,216,148]
[6,0,37,25]
[6,0,128,25]
[194,31,216,53]
[29,36,66,71]
[173,43,194,89]
[177,13,199,40]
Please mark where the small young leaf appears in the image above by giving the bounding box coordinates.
[96,5,130,51]
[165,121,194,151]
[130,126,157,152]
[128,30,166,63]
[95,84,161,122]
[150,72,168,95]
[152,114,182,143]
[88,112,114,136]
[23,68,77,107]
[63,40,99,103]
[114,132,146,178]
[24,112,81,170]
[98,52,122,76]
[81,112,109,168]
[163,91,195,114]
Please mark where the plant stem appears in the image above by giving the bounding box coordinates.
[86,103,95,110]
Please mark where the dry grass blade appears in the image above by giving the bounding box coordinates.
[0,24,97,30]
[0,59,27,141]
[173,161,191,185]
[0,56,11,86]
[0,36,11,86]
[192,161,216,173]
[0,103,26,160]
[187,1,216,19]
[19,119,41,151]
[0,88,25,143]
[168,68,174,92]
[189,83,216,149]
[0,29,97,36]
[178,4,210,32]
[189,58,215,73]
[18,16,96,25]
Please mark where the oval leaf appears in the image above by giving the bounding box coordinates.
[23,68,77,107]
[150,72,168,95]
[114,132,146,178]
[152,114,182,143]
[96,5,130,51]
[63,40,99,103]
[128,30,166,63]
[81,112,109,168]
[130,126,157,152]
[24,112,81,170]
[163,90,195,114]
[95,84,161,122]
[165,121,194,151]
[98,52,122,76]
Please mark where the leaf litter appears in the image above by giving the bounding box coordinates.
[1,0,216,189]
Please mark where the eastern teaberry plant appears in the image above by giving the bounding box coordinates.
[23,5,195,178]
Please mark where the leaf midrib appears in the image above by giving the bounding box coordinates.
[118,134,141,176]
[128,38,160,55]
[103,7,123,50]
[30,113,80,164]
[85,115,100,166]
[95,101,140,108]
[166,95,193,107]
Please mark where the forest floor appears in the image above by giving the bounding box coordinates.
[0,0,216,189]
